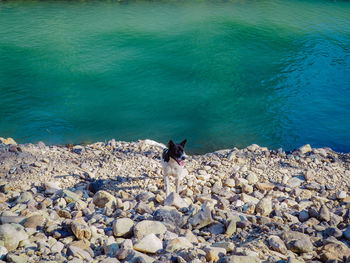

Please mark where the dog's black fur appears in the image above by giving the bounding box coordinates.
[162,139,187,165]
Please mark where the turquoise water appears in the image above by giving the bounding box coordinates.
[0,0,350,154]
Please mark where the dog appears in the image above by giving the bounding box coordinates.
[161,139,188,196]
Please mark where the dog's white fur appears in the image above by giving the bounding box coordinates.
[161,151,188,196]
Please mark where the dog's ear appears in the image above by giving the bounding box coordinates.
[168,140,175,148]
[180,139,187,147]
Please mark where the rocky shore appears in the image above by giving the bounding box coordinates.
[0,137,350,263]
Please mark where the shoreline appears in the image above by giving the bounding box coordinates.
[0,137,349,262]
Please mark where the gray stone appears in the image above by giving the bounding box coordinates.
[268,235,287,254]
[298,210,309,222]
[225,218,237,236]
[256,197,272,216]
[112,218,134,237]
[299,144,312,154]
[6,254,28,263]
[67,246,92,262]
[165,237,193,252]
[0,224,28,251]
[133,233,163,254]
[164,192,189,209]
[153,207,184,228]
[207,222,225,235]
[92,190,116,209]
[16,192,33,203]
[288,177,304,188]
[0,246,7,260]
[319,204,330,222]
[62,189,81,203]
[217,255,261,263]
[343,226,350,240]
[212,242,235,252]
[51,241,64,254]
[24,215,44,229]
[124,250,154,263]
[281,231,313,253]
[189,204,213,229]
[103,236,119,257]
[71,221,91,240]
[134,220,167,240]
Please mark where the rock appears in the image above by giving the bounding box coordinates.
[72,145,84,154]
[288,177,304,188]
[189,204,213,229]
[16,192,33,203]
[0,224,28,251]
[135,201,152,215]
[67,245,92,262]
[153,207,184,228]
[165,237,193,252]
[319,242,350,262]
[255,182,275,191]
[0,246,7,260]
[242,184,253,194]
[246,173,258,185]
[134,220,167,240]
[70,239,90,250]
[223,178,235,188]
[336,191,347,200]
[299,144,312,154]
[51,241,64,253]
[113,218,134,237]
[133,233,163,253]
[0,216,26,225]
[208,222,225,235]
[103,236,119,257]
[71,221,91,240]
[124,250,155,263]
[6,254,27,263]
[225,218,237,236]
[212,242,235,252]
[164,192,189,209]
[281,231,313,253]
[268,235,287,254]
[44,182,61,194]
[23,215,44,229]
[204,247,226,262]
[241,193,259,205]
[0,138,16,145]
[298,210,309,222]
[255,197,272,216]
[217,255,261,263]
[344,226,350,240]
[92,190,116,209]
[62,189,81,203]
[318,204,330,222]
[99,258,121,263]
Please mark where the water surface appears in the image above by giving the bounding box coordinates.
[0,0,350,153]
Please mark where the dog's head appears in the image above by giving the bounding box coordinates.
[167,139,187,166]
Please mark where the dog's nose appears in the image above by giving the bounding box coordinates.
[181,156,186,160]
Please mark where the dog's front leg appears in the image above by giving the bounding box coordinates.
[175,176,180,194]
[164,175,170,196]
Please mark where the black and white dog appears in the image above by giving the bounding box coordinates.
[162,139,188,196]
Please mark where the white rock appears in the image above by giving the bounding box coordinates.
[133,233,163,253]
[44,182,61,194]
[113,218,134,237]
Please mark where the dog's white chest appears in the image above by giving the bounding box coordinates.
[162,158,187,179]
